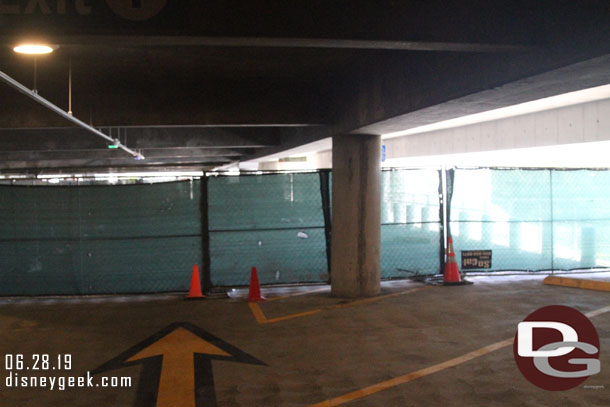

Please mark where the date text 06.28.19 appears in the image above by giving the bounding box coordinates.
[4,354,72,371]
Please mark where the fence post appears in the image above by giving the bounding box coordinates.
[200,173,212,292]
[439,168,448,275]
[549,170,555,272]
[319,170,332,280]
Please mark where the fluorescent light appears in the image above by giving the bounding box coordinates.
[13,44,55,55]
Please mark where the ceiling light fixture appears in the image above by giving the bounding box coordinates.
[13,44,56,55]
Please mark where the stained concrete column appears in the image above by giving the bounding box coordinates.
[331,134,381,297]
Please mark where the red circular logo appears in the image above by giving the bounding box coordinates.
[513,305,600,391]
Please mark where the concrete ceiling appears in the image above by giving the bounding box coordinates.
[1,0,609,174]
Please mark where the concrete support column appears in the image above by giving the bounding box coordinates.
[331,134,381,297]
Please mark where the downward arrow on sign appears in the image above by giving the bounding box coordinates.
[92,322,266,407]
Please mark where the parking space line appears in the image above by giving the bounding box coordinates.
[309,303,610,407]
[248,302,269,323]
[265,308,324,324]
[249,286,428,325]
[586,304,610,318]
[309,338,514,407]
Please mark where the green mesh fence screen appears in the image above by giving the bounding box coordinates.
[551,170,610,270]
[449,168,610,272]
[208,170,441,286]
[208,173,328,286]
[381,169,441,277]
[0,181,201,295]
[5,167,606,295]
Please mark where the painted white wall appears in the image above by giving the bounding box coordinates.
[383,97,610,164]
[252,87,610,169]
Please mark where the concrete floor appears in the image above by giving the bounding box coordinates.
[0,274,608,406]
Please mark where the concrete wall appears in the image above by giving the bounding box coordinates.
[383,97,610,160]
[257,95,610,169]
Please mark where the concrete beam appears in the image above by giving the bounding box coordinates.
[339,30,610,137]
[0,1,606,47]
[0,148,246,162]
[357,53,610,137]
[0,127,281,151]
[0,156,232,171]
[0,35,528,53]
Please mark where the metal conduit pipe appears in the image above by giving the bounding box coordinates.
[0,70,144,160]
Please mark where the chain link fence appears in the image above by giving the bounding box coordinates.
[208,173,328,286]
[3,167,608,295]
[449,168,610,272]
[551,170,610,270]
[381,169,442,278]
[0,181,201,295]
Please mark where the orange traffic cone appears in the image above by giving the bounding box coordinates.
[186,264,205,299]
[248,266,265,302]
[444,236,468,285]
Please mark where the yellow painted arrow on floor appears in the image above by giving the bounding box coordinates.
[127,328,229,407]
[92,322,266,407]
